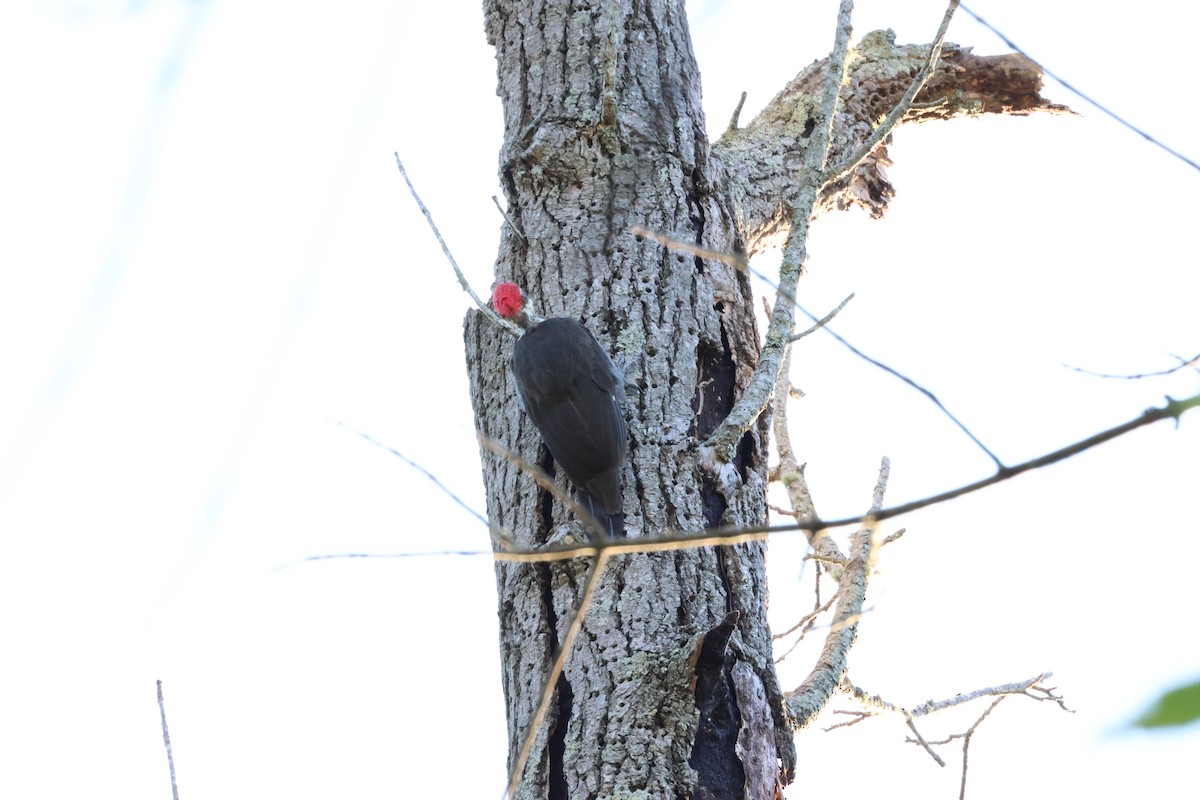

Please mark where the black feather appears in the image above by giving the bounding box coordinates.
[511,317,628,536]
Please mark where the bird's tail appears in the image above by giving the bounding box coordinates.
[580,492,625,539]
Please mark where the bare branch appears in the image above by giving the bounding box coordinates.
[772,596,837,665]
[801,307,1002,467]
[478,434,612,542]
[629,226,852,342]
[1065,351,1200,380]
[491,195,526,242]
[629,224,747,269]
[730,387,1197,567]
[790,293,855,342]
[957,698,1005,800]
[773,337,842,565]
[842,392,1200,526]
[908,672,1057,717]
[821,0,961,188]
[786,456,889,728]
[490,529,770,563]
[276,551,493,568]
[823,709,875,731]
[727,90,748,133]
[336,420,491,529]
[958,3,1200,174]
[767,502,800,518]
[296,394,1198,568]
[700,0,856,461]
[804,552,848,567]
[842,672,1070,794]
[773,595,838,642]
[157,680,180,800]
[393,153,520,337]
[905,716,946,767]
[714,26,1067,250]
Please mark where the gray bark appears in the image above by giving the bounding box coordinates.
[463,4,1062,798]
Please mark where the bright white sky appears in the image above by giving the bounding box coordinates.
[1,1,1196,798]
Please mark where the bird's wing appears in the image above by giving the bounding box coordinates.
[511,318,627,485]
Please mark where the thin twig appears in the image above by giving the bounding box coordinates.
[768,502,800,518]
[157,680,180,800]
[630,224,747,269]
[786,456,889,727]
[959,3,1200,174]
[700,0,857,460]
[905,716,946,767]
[492,195,527,241]
[824,709,875,731]
[335,420,491,528]
[842,671,1068,790]
[844,671,1067,721]
[393,153,520,337]
[804,551,848,567]
[773,596,838,664]
[773,595,838,641]
[822,0,961,187]
[275,550,493,568]
[909,672,1054,717]
[790,293,855,341]
[799,306,1002,467]
[504,551,612,799]
[630,224,811,316]
[1065,351,1200,380]
[958,697,1005,799]
[478,434,611,542]
[727,90,748,133]
[490,391,1199,562]
[294,395,1198,567]
[772,334,842,563]
[490,528,770,563]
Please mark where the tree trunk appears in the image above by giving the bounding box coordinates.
[464,3,1063,798]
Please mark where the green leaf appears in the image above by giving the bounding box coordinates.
[1132,681,1200,729]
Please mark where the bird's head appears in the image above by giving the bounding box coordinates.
[492,282,544,328]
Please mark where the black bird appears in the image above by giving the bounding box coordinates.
[492,282,628,538]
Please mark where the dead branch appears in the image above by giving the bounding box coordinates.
[394,154,520,337]
[157,680,180,800]
[785,458,889,728]
[1066,351,1200,380]
[294,391,1199,567]
[843,672,1071,797]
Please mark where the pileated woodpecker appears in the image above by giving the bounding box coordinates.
[492,282,628,538]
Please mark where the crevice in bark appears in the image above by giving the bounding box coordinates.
[693,319,736,439]
[694,322,738,529]
[547,673,572,800]
[716,547,733,614]
[540,561,570,799]
[689,612,745,800]
[700,470,727,531]
[538,448,556,539]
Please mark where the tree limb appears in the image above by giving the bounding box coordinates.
[700,0,856,462]
[712,28,1069,257]
[785,458,889,727]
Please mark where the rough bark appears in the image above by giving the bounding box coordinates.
[463,5,1063,798]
